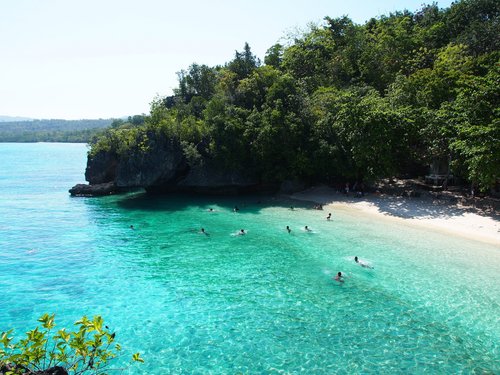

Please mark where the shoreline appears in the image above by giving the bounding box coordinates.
[290,186,500,246]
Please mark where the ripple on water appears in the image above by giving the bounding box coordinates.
[0,143,499,373]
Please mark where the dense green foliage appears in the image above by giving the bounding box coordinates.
[91,0,499,191]
[0,314,143,375]
[0,119,115,143]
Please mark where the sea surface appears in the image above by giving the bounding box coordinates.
[0,143,499,374]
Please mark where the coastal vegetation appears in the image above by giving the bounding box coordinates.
[89,0,498,192]
[0,119,116,143]
[0,314,143,375]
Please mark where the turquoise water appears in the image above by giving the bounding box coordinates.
[0,143,499,374]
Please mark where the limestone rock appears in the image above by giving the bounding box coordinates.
[69,182,116,197]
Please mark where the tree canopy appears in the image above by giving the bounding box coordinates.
[90,0,499,192]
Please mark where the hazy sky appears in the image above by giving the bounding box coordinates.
[0,0,454,120]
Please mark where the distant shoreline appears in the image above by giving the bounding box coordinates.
[290,185,500,246]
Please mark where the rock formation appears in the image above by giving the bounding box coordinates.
[70,135,262,196]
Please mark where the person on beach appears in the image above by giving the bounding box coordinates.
[286,225,291,233]
[326,213,331,220]
[354,256,373,269]
[334,272,344,283]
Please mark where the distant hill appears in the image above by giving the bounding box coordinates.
[0,118,114,143]
[0,115,33,122]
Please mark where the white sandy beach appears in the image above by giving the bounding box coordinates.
[291,186,500,246]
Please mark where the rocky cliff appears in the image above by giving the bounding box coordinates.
[70,135,262,196]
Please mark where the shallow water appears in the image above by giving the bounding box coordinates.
[0,143,499,373]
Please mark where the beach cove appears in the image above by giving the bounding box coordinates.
[0,143,499,373]
[292,185,500,246]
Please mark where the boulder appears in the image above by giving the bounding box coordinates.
[69,182,116,197]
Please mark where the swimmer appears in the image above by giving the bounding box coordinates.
[286,225,291,233]
[305,225,312,232]
[130,225,135,230]
[208,208,214,212]
[200,228,208,235]
[354,256,373,269]
[334,272,344,283]
[326,213,331,220]
[290,206,294,211]
[238,229,246,235]
[233,206,240,212]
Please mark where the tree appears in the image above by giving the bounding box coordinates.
[0,314,143,375]
[264,43,283,68]
[227,43,259,80]
[445,0,500,55]
[310,87,409,181]
[447,62,500,191]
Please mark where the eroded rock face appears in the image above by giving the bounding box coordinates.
[71,134,261,196]
[175,162,259,193]
[113,137,188,188]
[69,182,116,196]
[85,151,118,185]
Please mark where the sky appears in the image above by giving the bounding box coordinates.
[0,0,455,120]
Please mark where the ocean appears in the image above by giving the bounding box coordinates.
[0,143,499,374]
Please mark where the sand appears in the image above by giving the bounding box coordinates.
[291,185,500,246]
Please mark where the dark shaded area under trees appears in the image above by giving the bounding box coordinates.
[89,0,499,192]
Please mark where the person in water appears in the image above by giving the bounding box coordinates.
[286,225,291,233]
[233,206,240,212]
[326,213,332,220]
[130,225,135,230]
[238,229,246,235]
[305,225,312,232]
[354,256,373,269]
[334,272,344,283]
[200,228,208,235]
